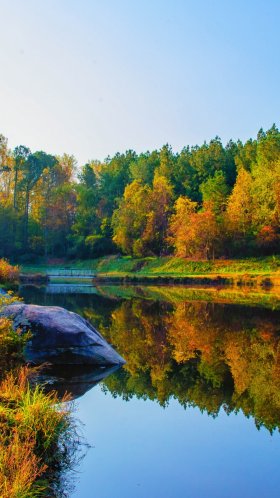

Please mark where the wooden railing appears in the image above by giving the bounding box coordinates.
[46,268,95,278]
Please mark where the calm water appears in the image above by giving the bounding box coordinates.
[20,283,280,498]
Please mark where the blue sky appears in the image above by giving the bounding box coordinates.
[0,0,279,163]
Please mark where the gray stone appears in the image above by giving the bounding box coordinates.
[2,304,125,366]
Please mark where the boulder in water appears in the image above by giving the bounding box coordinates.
[2,304,125,366]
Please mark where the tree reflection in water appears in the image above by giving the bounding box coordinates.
[19,284,280,434]
[88,299,280,433]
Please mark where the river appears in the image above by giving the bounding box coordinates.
[19,283,280,498]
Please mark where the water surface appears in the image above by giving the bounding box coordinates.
[20,284,280,498]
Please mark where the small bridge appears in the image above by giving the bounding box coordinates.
[46,268,96,278]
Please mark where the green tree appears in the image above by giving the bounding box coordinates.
[200,171,229,215]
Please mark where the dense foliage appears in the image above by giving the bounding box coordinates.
[0,259,19,284]
[0,126,279,261]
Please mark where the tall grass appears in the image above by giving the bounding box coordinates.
[0,367,75,497]
[0,294,80,497]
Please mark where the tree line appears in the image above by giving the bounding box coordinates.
[0,125,279,262]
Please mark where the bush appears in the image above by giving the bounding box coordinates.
[0,318,28,371]
[0,292,28,372]
[0,259,19,284]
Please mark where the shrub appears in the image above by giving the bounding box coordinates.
[0,259,19,284]
[0,317,28,372]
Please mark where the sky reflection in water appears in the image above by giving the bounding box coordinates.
[20,284,280,498]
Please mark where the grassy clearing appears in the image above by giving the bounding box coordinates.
[22,255,280,275]
[137,256,280,276]
[23,256,280,288]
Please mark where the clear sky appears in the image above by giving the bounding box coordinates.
[1,0,280,164]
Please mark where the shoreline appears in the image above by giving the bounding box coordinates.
[93,273,279,288]
[19,255,280,289]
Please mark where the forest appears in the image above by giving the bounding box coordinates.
[0,125,279,263]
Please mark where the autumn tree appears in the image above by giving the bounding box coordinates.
[112,180,151,255]
[168,197,220,259]
[142,172,173,255]
[226,167,254,237]
[0,124,279,260]
[168,196,197,257]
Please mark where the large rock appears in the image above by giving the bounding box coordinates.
[2,304,125,366]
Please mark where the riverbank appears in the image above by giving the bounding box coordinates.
[21,255,280,288]
[0,368,73,497]
[0,293,75,497]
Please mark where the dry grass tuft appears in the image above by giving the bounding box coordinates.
[0,367,73,497]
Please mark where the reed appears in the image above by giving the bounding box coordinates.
[0,367,73,497]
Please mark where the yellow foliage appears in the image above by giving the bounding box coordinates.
[0,259,19,284]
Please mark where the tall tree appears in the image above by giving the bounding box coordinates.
[200,171,229,215]
[226,167,254,238]
[142,172,173,255]
[112,180,151,256]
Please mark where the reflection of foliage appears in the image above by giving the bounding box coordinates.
[101,299,280,432]
[19,285,280,431]
[96,284,280,311]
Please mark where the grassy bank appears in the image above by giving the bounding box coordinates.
[0,294,76,497]
[21,255,280,287]
[0,368,73,497]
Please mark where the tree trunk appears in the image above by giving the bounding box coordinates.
[13,167,18,210]
[24,189,29,249]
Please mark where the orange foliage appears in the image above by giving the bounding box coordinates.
[257,225,279,248]
[0,259,19,284]
[0,433,46,498]
[168,197,220,259]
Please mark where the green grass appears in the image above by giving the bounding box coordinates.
[21,255,280,281]
[0,294,77,497]
[136,256,280,276]
[0,367,73,498]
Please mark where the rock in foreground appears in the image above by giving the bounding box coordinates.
[2,304,125,366]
